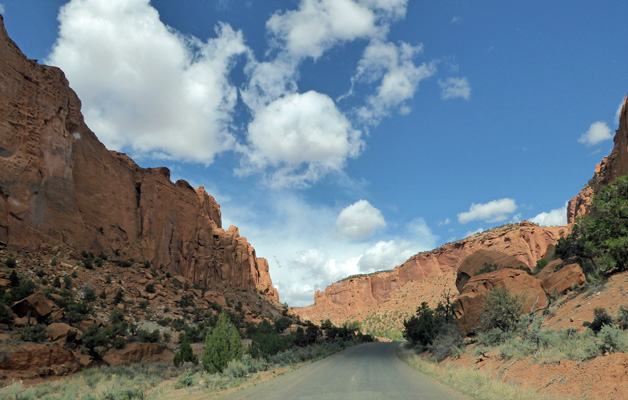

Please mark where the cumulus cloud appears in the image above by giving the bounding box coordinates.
[239,91,364,188]
[438,77,471,100]
[451,16,461,23]
[438,218,451,226]
[530,206,567,227]
[578,121,613,146]
[219,191,435,306]
[336,199,386,239]
[266,0,407,60]
[352,39,436,123]
[464,227,484,238]
[47,0,247,164]
[458,198,517,224]
[0,3,5,14]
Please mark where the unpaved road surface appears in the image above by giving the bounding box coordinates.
[221,342,470,400]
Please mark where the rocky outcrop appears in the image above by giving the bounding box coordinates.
[568,95,628,223]
[295,222,564,324]
[0,16,277,301]
[455,249,530,293]
[453,268,548,334]
[11,291,54,320]
[0,344,80,378]
[103,343,174,365]
[540,263,585,295]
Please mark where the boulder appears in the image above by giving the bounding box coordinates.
[535,258,564,281]
[456,249,530,293]
[541,263,585,296]
[453,268,548,335]
[11,291,54,319]
[0,344,80,378]
[47,322,82,344]
[103,343,174,365]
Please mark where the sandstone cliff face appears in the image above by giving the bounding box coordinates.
[0,16,277,301]
[568,95,628,223]
[294,222,564,324]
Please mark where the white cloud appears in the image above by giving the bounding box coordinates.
[358,239,415,271]
[616,99,625,126]
[438,218,451,226]
[0,3,5,14]
[464,227,484,238]
[458,198,517,224]
[438,77,471,100]
[239,91,364,188]
[266,0,407,60]
[47,0,247,164]
[336,200,386,239]
[451,16,461,23]
[578,121,612,146]
[530,206,567,227]
[219,191,435,306]
[353,40,436,123]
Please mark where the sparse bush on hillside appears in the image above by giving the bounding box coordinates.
[5,257,17,268]
[19,324,47,342]
[584,307,614,333]
[556,175,628,278]
[403,297,456,348]
[480,288,523,333]
[617,305,628,330]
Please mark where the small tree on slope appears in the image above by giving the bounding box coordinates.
[202,311,243,373]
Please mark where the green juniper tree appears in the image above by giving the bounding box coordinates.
[202,311,243,373]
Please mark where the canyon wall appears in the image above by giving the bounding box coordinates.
[568,95,628,223]
[0,16,277,301]
[295,222,564,323]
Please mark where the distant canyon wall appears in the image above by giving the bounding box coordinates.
[0,16,278,301]
[295,222,564,323]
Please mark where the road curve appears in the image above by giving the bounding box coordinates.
[221,342,470,400]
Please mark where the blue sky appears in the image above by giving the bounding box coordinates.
[1,0,626,306]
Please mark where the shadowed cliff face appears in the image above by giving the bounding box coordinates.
[294,222,565,324]
[0,16,278,301]
[568,95,628,223]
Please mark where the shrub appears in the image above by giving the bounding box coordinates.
[139,300,149,310]
[598,325,628,353]
[223,359,248,378]
[174,336,198,367]
[145,283,156,294]
[202,312,243,373]
[249,319,286,357]
[8,270,20,287]
[174,369,195,388]
[83,287,97,302]
[617,305,628,330]
[9,279,37,302]
[404,302,437,346]
[64,276,72,289]
[113,290,124,304]
[53,276,61,288]
[19,324,47,342]
[480,288,523,332]
[82,324,110,357]
[536,258,548,269]
[585,307,614,333]
[5,258,17,268]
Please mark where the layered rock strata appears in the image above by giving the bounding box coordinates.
[0,16,277,300]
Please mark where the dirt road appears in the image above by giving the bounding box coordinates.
[221,342,469,399]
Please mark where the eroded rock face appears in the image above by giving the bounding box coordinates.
[0,16,277,301]
[0,344,80,378]
[455,249,530,293]
[541,263,585,296]
[295,222,563,324]
[453,268,548,334]
[103,343,174,365]
[11,291,54,319]
[568,95,628,224]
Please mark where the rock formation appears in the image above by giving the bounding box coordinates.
[0,16,277,301]
[294,222,564,324]
[455,249,530,293]
[453,268,548,334]
[568,95,628,223]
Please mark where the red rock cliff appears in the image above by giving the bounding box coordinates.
[0,16,278,301]
[568,95,628,223]
[294,222,564,323]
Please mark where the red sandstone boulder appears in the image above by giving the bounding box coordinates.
[0,344,80,378]
[541,263,586,295]
[103,343,174,365]
[456,249,530,293]
[453,268,548,335]
[47,322,82,344]
[11,291,54,319]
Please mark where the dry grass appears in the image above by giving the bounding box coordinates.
[398,345,572,400]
